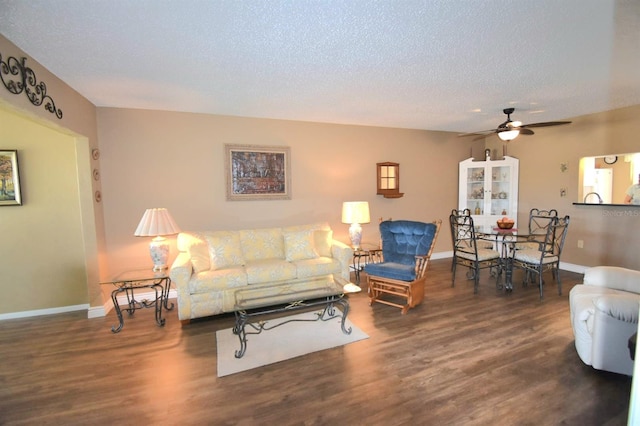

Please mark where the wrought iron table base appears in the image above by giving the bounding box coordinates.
[233,296,351,359]
[110,279,174,333]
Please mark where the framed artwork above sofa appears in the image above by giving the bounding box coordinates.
[224,144,291,201]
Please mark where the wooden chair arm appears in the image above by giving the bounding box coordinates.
[415,255,431,280]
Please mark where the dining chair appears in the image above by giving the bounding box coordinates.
[512,215,570,299]
[450,209,470,270]
[515,208,558,250]
[449,213,501,294]
[451,208,471,216]
[364,219,441,314]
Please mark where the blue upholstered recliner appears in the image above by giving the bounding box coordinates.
[364,219,441,314]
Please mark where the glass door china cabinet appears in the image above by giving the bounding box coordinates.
[458,156,519,228]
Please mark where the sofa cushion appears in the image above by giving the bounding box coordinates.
[284,229,319,261]
[239,228,284,261]
[245,259,297,284]
[294,257,341,279]
[513,249,558,264]
[282,223,333,258]
[365,262,416,282]
[188,267,247,294]
[205,232,245,270]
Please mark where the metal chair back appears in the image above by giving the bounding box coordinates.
[450,213,479,259]
[529,208,558,237]
[543,215,570,258]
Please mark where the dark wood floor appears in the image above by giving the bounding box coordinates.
[0,259,632,425]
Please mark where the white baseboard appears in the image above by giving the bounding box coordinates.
[432,251,453,260]
[0,304,89,321]
[88,305,107,319]
[435,251,587,274]
[0,289,178,321]
[559,262,589,274]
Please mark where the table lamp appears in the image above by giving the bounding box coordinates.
[134,208,181,271]
[341,201,370,249]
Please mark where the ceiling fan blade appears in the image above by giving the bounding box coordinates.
[473,134,491,141]
[457,129,496,138]
[459,109,571,142]
[521,121,572,128]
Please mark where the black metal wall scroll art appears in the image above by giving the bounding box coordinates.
[0,53,63,119]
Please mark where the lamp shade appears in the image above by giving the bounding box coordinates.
[134,208,181,237]
[134,208,180,271]
[341,201,371,224]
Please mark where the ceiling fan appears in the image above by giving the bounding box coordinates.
[459,108,572,142]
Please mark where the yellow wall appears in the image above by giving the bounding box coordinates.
[0,107,88,312]
[0,34,103,315]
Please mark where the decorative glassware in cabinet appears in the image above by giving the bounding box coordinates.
[458,156,519,228]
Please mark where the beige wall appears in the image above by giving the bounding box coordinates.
[504,104,640,269]
[96,108,468,273]
[97,105,640,277]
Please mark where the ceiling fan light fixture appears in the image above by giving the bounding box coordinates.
[498,129,520,141]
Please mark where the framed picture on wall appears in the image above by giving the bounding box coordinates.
[0,150,22,206]
[225,144,291,201]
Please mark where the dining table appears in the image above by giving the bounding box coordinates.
[475,225,542,291]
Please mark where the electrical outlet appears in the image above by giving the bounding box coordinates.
[560,188,567,197]
[577,240,584,249]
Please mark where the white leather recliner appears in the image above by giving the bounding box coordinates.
[569,266,640,376]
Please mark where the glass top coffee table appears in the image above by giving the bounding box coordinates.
[231,275,361,358]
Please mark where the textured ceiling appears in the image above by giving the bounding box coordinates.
[1,0,639,133]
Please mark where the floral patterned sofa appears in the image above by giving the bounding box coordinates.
[169,222,352,323]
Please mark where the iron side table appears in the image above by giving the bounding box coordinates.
[101,269,174,333]
[352,243,382,284]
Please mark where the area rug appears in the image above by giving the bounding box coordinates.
[216,310,369,377]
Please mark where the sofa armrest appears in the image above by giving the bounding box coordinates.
[331,239,354,281]
[170,251,193,281]
[169,252,194,321]
[594,294,640,324]
[583,266,640,294]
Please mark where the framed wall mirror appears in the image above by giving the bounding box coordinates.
[578,152,640,205]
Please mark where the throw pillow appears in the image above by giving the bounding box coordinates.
[284,230,319,262]
[205,232,245,270]
[188,240,210,273]
[179,232,210,273]
[314,229,333,257]
[239,228,284,261]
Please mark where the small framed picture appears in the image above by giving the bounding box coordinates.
[224,144,291,201]
[0,150,23,206]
